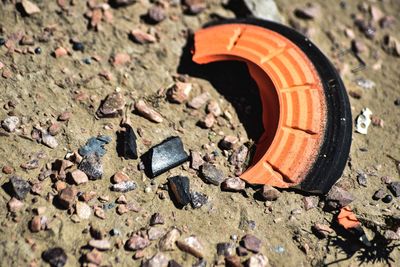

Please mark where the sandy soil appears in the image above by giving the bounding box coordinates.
[0,0,399,266]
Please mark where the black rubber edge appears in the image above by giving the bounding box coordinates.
[201,18,352,194]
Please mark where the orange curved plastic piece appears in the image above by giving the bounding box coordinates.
[193,24,327,188]
[337,206,360,229]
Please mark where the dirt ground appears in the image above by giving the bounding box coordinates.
[0,0,399,266]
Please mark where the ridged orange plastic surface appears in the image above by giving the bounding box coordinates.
[193,24,327,188]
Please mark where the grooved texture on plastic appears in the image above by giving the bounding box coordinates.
[193,24,327,188]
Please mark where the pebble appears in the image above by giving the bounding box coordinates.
[260,185,280,201]
[42,133,58,149]
[1,116,19,132]
[148,227,165,240]
[86,249,102,265]
[126,235,150,251]
[118,123,138,159]
[21,0,41,15]
[201,163,225,185]
[241,234,261,253]
[2,165,14,174]
[167,82,192,104]
[116,195,127,204]
[216,242,235,256]
[72,42,84,52]
[58,111,71,121]
[354,79,375,91]
[9,176,31,200]
[142,252,169,267]
[193,259,207,267]
[225,255,241,267]
[76,202,92,219]
[176,236,204,258]
[134,100,163,123]
[168,176,191,207]
[312,223,334,238]
[357,173,368,187]
[188,92,210,109]
[117,201,141,214]
[130,29,156,44]
[112,53,131,66]
[58,186,77,209]
[184,0,206,14]
[371,115,384,127]
[325,185,354,209]
[351,39,368,54]
[110,181,137,192]
[42,247,67,267]
[96,92,125,117]
[206,100,222,117]
[168,260,183,267]
[245,254,269,267]
[20,159,39,170]
[89,239,111,251]
[219,135,238,150]
[382,194,393,203]
[373,189,386,200]
[110,0,135,7]
[221,177,246,192]
[294,3,320,19]
[79,154,104,180]
[148,5,166,23]
[382,176,393,184]
[112,171,129,183]
[382,35,400,57]
[48,122,61,136]
[159,228,181,251]
[54,47,68,58]
[7,197,24,212]
[190,191,208,209]
[302,196,318,210]
[150,212,164,225]
[229,145,248,166]
[384,230,400,240]
[190,151,204,170]
[199,113,215,129]
[389,181,400,197]
[30,215,42,232]
[78,135,111,157]
[34,47,42,54]
[70,170,89,185]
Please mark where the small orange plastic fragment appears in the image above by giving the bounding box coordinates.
[337,206,360,230]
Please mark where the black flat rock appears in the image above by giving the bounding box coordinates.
[168,176,191,208]
[117,123,138,160]
[142,136,189,178]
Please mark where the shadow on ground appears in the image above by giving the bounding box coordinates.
[177,35,264,142]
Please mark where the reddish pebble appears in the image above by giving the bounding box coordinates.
[54,47,68,58]
[58,111,71,121]
[70,169,89,185]
[7,197,24,212]
[2,165,14,174]
[48,122,61,136]
[130,29,156,44]
[112,53,131,66]
[199,113,215,129]
[112,171,129,184]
